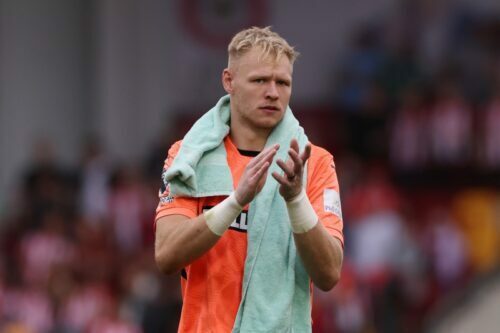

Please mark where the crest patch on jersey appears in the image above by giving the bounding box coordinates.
[324,189,342,219]
[159,168,174,204]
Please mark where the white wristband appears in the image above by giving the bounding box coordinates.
[203,193,243,236]
[286,188,318,234]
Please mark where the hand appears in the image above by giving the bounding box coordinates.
[272,139,311,201]
[235,144,279,206]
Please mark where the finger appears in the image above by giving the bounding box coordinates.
[249,161,270,183]
[264,147,278,164]
[271,171,289,186]
[300,143,312,163]
[288,149,303,174]
[289,139,299,154]
[248,144,279,167]
[248,146,277,172]
[276,159,295,178]
[251,145,276,166]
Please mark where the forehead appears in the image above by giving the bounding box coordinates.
[232,47,293,77]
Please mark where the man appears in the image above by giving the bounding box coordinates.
[155,27,343,332]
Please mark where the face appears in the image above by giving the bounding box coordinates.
[222,47,293,132]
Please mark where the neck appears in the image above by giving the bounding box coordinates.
[229,119,271,151]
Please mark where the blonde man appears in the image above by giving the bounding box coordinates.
[155,27,344,332]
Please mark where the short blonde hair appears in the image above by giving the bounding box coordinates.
[228,26,299,67]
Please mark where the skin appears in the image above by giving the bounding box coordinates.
[271,138,343,291]
[223,47,293,151]
[155,46,343,291]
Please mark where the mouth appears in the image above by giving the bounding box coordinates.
[259,105,281,113]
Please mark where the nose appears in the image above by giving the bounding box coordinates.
[265,82,279,100]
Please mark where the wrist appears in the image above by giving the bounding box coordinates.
[285,188,304,203]
[285,188,318,234]
[234,191,246,207]
[204,192,243,236]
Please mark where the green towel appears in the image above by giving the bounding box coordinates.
[164,95,234,197]
[165,95,312,332]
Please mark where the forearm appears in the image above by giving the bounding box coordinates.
[155,193,243,274]
[155,214,220,274]
[293,224,343,291]
[286,188,343,291]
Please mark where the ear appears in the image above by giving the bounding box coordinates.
[222,68,233,94]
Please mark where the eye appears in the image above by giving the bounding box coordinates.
[254,78,265,83]
[277,80,290,87]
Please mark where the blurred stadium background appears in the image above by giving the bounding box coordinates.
[0,0,499,332]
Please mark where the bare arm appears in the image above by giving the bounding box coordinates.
[155,144,279,274]
[155,214,219,275]
[272,139,343,291]
[293,224,343,291]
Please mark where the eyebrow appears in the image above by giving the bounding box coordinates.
[248,73,292,83]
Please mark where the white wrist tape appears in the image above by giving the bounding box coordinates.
[203,193,243,236]
[286,188,318,234]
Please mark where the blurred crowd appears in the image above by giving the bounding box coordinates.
[332,1,500,171]
[311,2,500,332]
[1,1,500,332]
[0,139,181,332]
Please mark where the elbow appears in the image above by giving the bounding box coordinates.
[316,238,344,291]
[155,250,179,275]
[316,268,341,292]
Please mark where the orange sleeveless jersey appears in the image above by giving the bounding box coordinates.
[155,136,344,333]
